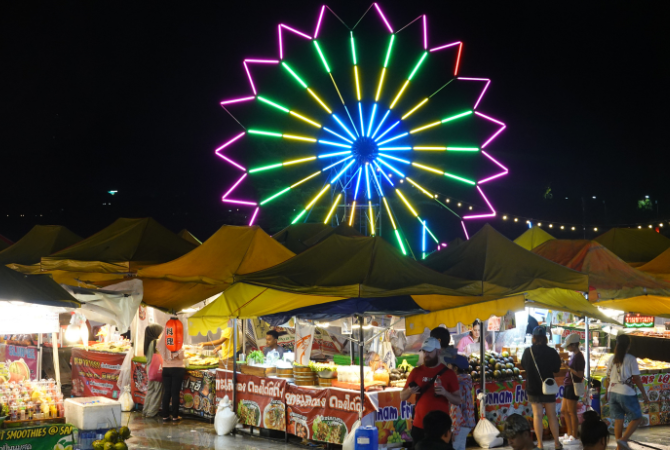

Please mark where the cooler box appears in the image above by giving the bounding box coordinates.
[65,397,122,430]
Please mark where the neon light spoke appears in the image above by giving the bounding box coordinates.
[331,159,356,183]
[354,66,361,101]
[413,146,446,151]
[377,132,408,146]
[248,129,282,138]
[313,41,331,73]
[444,172,476,185]
[282,62,307,88]
[222,199,257,206]
[222,173,247,199]
[375,68,386,102]
[390,80,409,109]
[365,163,371,199]
[410,121,441,134]
[348,200,356,226]
[354,167,363,199]
[411,162,443,175]
[249,207,259,226]
[307,88,332,114]
[396,189,418,216]
[371,164,384,196]
[318,150,351,158]
[401,98,428,120]
[375,121,400,141]
[292,210,307,224]
[447,147,479,151]
[291,171,322,188]
[323,155,353,171]
[408,52,428,80]
[324,193,342,223]
[323,127,353,144]
[418,217,439,243]
[284,156,316,165]
[220,96,255,106]
[394,230,406,255]
[367,104,377,137]
[384,35,395,67]
[258,96,289,113]
[332,114,357,141]
[405,177,433,198]
[358,102,365,135]
[289,111,321,128]
[249,163,283,173]
[378,154,410,164]
[343,105,360,137]
[282,134,316,142]
[371,110,391,139]
[260,187,291,205]
[374,3,393,33]
[314,5,325,38]
[379,147,411,151]
[373,161,394,186]
[350,32,357,65]
[318,141,351,150]
[307,184,331,209]
[368,201,375,235]
[409,111,473,135]
[377,158,405,177]
[442,110,473,123]
[383,198,396,229]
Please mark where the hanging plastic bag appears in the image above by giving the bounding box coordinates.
[342,419,361,450]
[214,396,238,436]
[116,349,134,390]
[380,341,396,370]
[120,385,134,412]
[473,418,503,448]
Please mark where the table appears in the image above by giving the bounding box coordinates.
[0,423,75,450]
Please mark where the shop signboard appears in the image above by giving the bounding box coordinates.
[180,369,217,419]
[624,313,654,328]
[0,423,74,450]
[362,390,414,445]
[598,371,670,428]
[130,360,148,405]
[560,327,601,346]
[70,348,125,399]
[216,370,287,431]
[0,343,39,381]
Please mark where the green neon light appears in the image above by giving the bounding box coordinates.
[249,163,283,173]
[291,209,307,224]
[394,229,406,255]
[350,32,357,65]
[383,35,395,68]
[248,129,282,138]
[446,147,479,152]
[282,62,307,89]
[408,52,428,81]
[257,96,290,113]
[260,187,291,205]
[444,172,476,185]
[313,41,331,73]
[441,111,473,123]
[418,217,439,243]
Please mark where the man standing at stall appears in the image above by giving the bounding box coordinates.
[401,337,461,444]
[263,330,284,358]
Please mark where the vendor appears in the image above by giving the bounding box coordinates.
[456,320,488,355]
[263,330,284,358]
[199,326,236,359]
[366,351,388,372]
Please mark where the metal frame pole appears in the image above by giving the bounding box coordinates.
[359,316,365,421]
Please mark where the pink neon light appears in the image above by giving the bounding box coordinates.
[459,78,491,110]
[243,61,256,95]
[222,173,247,199]
[278,25,283,60]
[217,154,246,172]
[222,199,257,206]
[463,213,496,219]
[475,111,505,126]
[481,150,509,172]
[461,221,470,240]
[214,132,245,153]
[249,207,260,225]
[220,96,255,106]
[374,3,393,33]
[244,59,279,64]
[429,41,459,52]
[314,6,326,38]
[477,172,507,185]
[463,187,496,220]
[422,15,428,50]
[481,125,506,148]
[477,185,496,213]
[454,43,463,75]
[280,24,312,40]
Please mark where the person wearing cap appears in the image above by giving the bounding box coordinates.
[560,333,585,441]
[430,327,469,373]
[498,414,540,450]
[415,410,454,450]
[401,337,461,444]
[521,326,562,450]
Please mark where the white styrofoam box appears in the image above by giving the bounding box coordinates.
[65,397,122,430]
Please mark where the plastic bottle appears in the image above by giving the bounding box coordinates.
[434,376,442,397]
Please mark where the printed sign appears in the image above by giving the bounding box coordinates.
[130,360,149,405]
[216,370,287,430]
[487,317,502,332]
[599,372,670,428]
[624,313,655,328]
[295,322,315,366]
[71,348,125,399]
[362,390,415,445]
[0,423,74,450]
[0,344,39,381]
[180,369,216,419]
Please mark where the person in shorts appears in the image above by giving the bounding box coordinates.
[560,333,585,440]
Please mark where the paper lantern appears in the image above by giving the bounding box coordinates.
[165,317,183,352]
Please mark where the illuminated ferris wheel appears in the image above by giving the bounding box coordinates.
[214,3,508,258]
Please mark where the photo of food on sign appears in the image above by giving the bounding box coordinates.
[263,400,286,430]
[238,400,261,427]
[312,416,346,444]
[288,413,309,440]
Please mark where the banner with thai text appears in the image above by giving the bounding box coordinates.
[599,372,670,428]
[70,348,125,399]
[362,389,415,446]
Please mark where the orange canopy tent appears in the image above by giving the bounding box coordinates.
[594,228,670,266]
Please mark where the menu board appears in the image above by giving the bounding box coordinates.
[180,369,217,419]
[70,348,125,399]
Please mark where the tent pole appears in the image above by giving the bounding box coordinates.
[584,315,591,407]
[479,319,486,418]
[51,333,61,389]
[359,315,364,421]
[37,333,43,380]
[232,319,238,417]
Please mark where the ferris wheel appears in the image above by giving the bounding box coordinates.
[214,3,508,258]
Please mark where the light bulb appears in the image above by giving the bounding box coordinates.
[65,324,81,343]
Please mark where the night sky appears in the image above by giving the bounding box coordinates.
[2,1,669,244]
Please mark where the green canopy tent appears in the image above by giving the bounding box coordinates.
[0,265,80,308]
[273,223,363,254]
[1,225,81,267]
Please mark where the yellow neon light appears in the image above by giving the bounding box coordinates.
[324,194,342,223]
[390,80,410,109]
[282,134,317,142]
[409,121,441,134]
[306,184,331,210]
[307,88,332,114]
[349,201,356,226]
[368,201,375,235]
[354,66,361,101]
[411,162,444,175]
[395,189,418,217]
[291,171,321,188]
[405,177,434,198]
[289,111,321,128]
[382,197,397,229]
[283,156,317,166]
[413,146,446,151]
[329,73,345,105]
[401,98,429,120]
[375,68,386,102]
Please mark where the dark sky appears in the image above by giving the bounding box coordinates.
[1,1,669,243]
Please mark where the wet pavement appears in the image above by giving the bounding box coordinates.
[123,412,670,450]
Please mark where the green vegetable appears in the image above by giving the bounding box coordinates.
[248,350,265,364]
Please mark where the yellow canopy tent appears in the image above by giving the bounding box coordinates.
[1,225,81,267]
[273,223,362,254]
[513,226,555,251]
[594,228,670,266]
[178,229,202,246]
[637,247,670,282]
[594,295,670,319]
[0,234,12,252]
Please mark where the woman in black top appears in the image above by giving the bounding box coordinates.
[521,326,562,450]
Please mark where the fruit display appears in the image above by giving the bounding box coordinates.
[92,426,131,450]
[468,351,521,382]
[389,362,413,388]
[80,340,131,353]
[0,379,64,421]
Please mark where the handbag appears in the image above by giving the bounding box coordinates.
[570,370,586,397]
[148,352,163,382]
[530,347,559,395]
